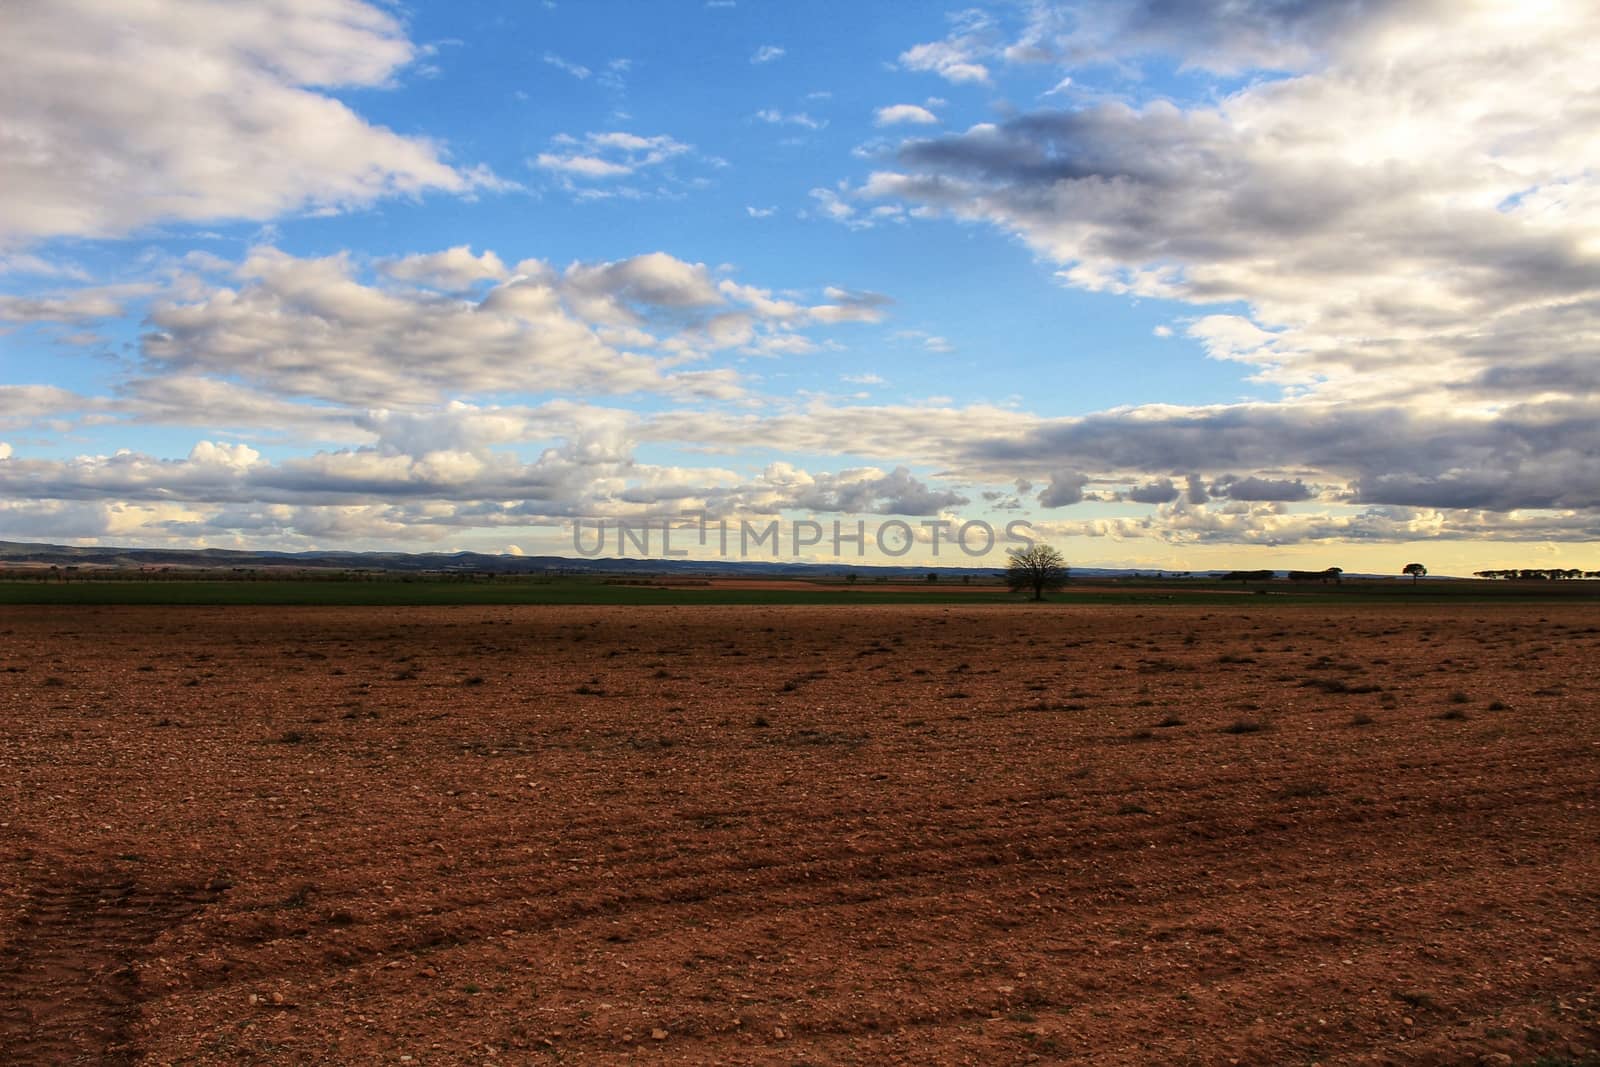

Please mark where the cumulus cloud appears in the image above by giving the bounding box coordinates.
[0,285,146,324]
[1211,474,1314,502]
[0,435,642,514]
[866,1,1600,407]
[960,401,1600,513]
[0,429,982,549]
[129,247,878,409]
[1125,477,1178,504]
[0,253,90,280]
[1038,469,1088,507]
[533,132,697,195]
[898,10,1000,84]
[751,463,969,516]
[563,252,723,319]
[809,287,893,324]
[751,45,785,64]
[13,386,1599,546]
[1040,497,1600,549]
[8,2,1600,555]
[0,385,100,432]
[809,187,871,229]
[378,247,510,291]
[874,104,939,127]
[113,375,357,441]
[905,0,1419,80]
[0,0,494,247]
[639,393,1600,521]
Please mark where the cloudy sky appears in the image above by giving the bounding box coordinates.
[2,0,1597,572]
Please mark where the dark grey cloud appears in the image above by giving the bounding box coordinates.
[1038,469,1089,507]
[1043,0,1419,72]
[1125,476,1179,503]
[1212,474,1313,502]
[959,401,1600,512]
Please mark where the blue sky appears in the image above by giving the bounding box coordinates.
[2,1,1597,571]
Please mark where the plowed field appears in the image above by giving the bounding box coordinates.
[2,603,1597,1065]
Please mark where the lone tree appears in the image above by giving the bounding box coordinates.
[1402,562,1427,583]
[1007,543,1069,601]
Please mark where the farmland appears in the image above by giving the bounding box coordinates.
[2,602,1597,1064]
[4,571,1599,608]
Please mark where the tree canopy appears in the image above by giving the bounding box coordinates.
[1007,544,1068,601]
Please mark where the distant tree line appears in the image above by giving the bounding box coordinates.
[1473,568,1597,580]
[1218,567,1344,583]
[1287,567,1343,583]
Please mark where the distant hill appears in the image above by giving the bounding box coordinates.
[0,539,1401,580]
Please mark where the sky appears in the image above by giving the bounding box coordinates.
[1,0,1597,574]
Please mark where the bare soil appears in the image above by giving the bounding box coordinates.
[1,603,1597,1065]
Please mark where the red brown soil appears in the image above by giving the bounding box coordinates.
[1,603,1597,1065]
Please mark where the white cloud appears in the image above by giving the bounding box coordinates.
[379,247,510,291]
[809,186,878,230]
[532,132,696,194]
[899,41,991,84]
[535,154,635,179]
[0,254,90,280]
[716,280,802,320]
[563,252,724,321]
[755,110,827,131]
[892,329,953,353]
[898,11,1000,85]
[543,52,592,79]
[0,284,149,324]
[187,440,263,472]
[874,104,939,127]
[8,1,1600,554]
[743,334,818,357]
[867,1,1600,412]
[9,387,1600,546]
[139,249,721,406]
[751,45,786,64]
[111,246,883,418]
[0,0,494,247]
